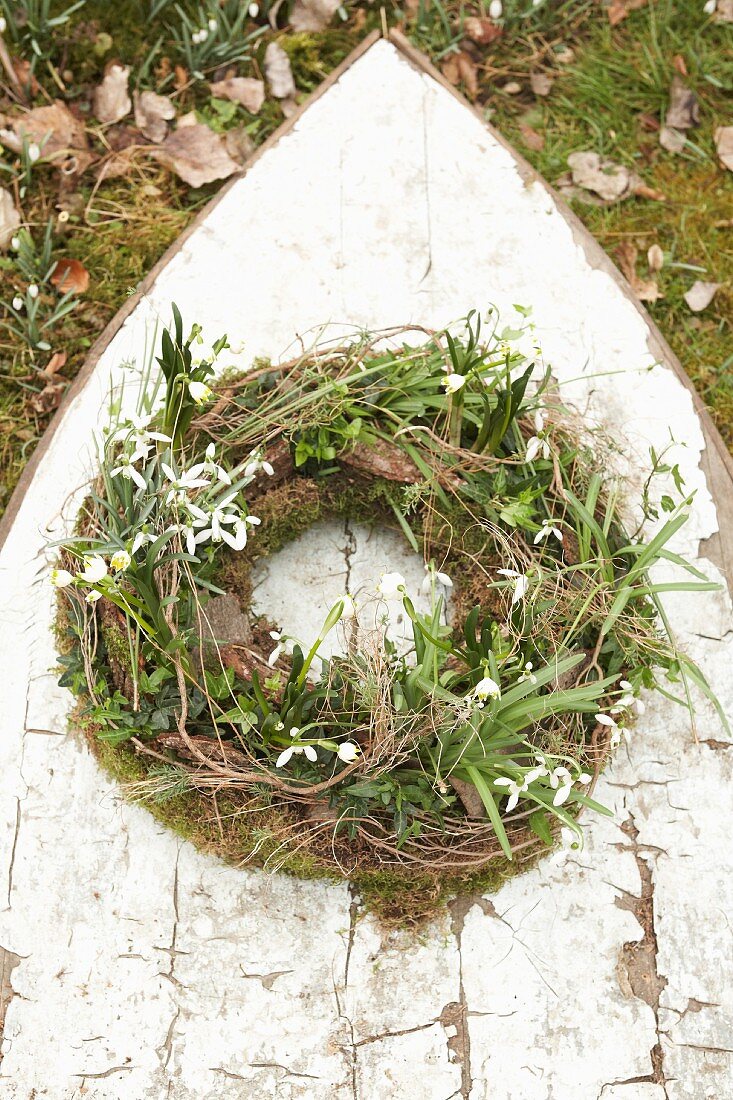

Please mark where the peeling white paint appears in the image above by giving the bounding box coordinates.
[0,40,731,1098]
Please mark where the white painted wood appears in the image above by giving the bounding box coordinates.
[0,39,731,1098]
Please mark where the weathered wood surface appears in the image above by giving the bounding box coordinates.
[0,37,731,1099]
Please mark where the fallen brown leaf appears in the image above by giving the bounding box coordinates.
[133,90,175,143]
[647,243,664,273]
[659,125,686,155]
[530,72,554,97]
[224,126,255,164]
[44,350,67,376]
[463,17,502,46]
[672,54,688,76]
[0,101,89,163]
[684,280,721,312]
[607,0,647,26]
[566,150,637,202]
[0,186,20,251]
[154,123,239,188]
[441,51,478,99]
[615,241,662,302]
[209,77,265,114]
[714,126,733,172]
[290,0,340,31]
[95,146,141,181]
[264,42,296,99]
[93,63,132,125]
[665,74,699,130]
[51,257,90,295]
[519,121,544,152]
[632,182,666,202]
[715,0,733,20]
[28,377,65,416]
[638,112,660,132]
[174,65,188,92]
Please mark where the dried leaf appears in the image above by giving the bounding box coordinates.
[209,77,265,114]
[174,65,188,92]
[715,0,733,21]
[632,181,665,202]
[0,101,89,162]
[44,350,67,376]
[28,377,65,416]
[615,241,662,302]
[224,126,255,164]
[647,243,664,272]
[95,146,141,181]
[567,150,636,203]
[672,54,688,77]
[154,123,239,188]
[607,0,647,25]
[93,63,132,125]
[665,75,699,131]
[530,72,554,97]
[684,280,721,312]
[51,258,90,295]
[0,186,20,251]
[463,17,503,45]
[659,125,686,154]
[264,42,296,99]
[290,0,340,31]
[714,125,733,172]
[133,90,175,143]
[442,51,478,99]
[638,112,660,132]
[502,81,522,95]
[519,121,545,151]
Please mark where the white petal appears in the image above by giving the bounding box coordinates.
[275,747,294,767]
[304,745,318,762]
[525,437,541,463]
[506,792,520,812]
[553,784,572,807]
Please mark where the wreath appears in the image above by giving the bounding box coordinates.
[52,306,722,923]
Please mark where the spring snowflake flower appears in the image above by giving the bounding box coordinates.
[496,567,529,606]
[79,556,107,583]
[110,453,148,492]
[534,518,563,544]
[441,373,466,394]
[110,550,131,572]
[50,568,74,588]
[85,589,102,604]
[470,675,501,707]
[377,571,406,599]
[525,410,550,463]
[337,741,360,762]
[595,712,629,748]
[494,775,528,812]
[188,380,212,405]
[244,451,275,478]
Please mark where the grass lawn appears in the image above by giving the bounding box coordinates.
[0,0,730,514]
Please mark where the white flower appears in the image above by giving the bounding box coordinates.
[517,661,536,684]
[617,678,646,715]
[85,589,102,604]
[578,771,592,785]
[115,413,171,462]
[10,236,19,250]
[551,826,580,865]
[525,410,550,463]
[199,442,232,486]
[489,0,502,17]
[276,741,318,767]
[494,775,528,813]
[339,594,356,620]
[110,550,131,572]
[27,144,40,163]
[208,17,218,30]
[79,556,107,583]
[131,528,157,554]
[28,283,39,299]
[703,0,716,12]
[0,17,6,33]
[595,712,629,748]
[421,564,453,593]
[441,373,466,394]
[111,454,148,492]
[533,518,563,544]
[12,295,23,311]
[50,568,74,588]
[377,571,406,599]
[188,380,212,404]
[161,462,210,502]
[337,741,360,762]
[524,759,548,784]
[244,451,275,478]
[549,766,573,807]
[471,675,501,707]
[496,567,529,606]
[267,630,293,667]
[249,1,259,15]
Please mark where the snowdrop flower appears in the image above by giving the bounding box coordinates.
[421,563,453,593]
[10,236,19,250]
[12,296,23,311]
[161,462,210,502]
[220,516,257,552]
[198,442,232,486]
[549,766,573,806]
[244,451,275,478]
[249,1,259,15]
[489,0,502,17]
[208,17,218,30]
[551,826,581,865]
[28,283,39,299]
[276,731,318,768]
[27,145,40,163]
[110,550,131,572]
[616,679,645,715]
[703,0,716,12]
[79,556,107,583]
[377,572,406,599]
[131,528,157,554]
[441,373,466,394]
[188,380,212,405]
[596,712,629,748]
[116,413,171,461]
[0,17,6,33]
[525,410,550,463]
[267,630,292,667]
[50,568,74,588]
[110,453,148,492]
[496,567,529,606]
[494,775,528,813]
[533,518,563,544]
[524,759,549,784]
[339,594,356,620]
[517,661,537,684]
[337,741,360,762]
[470,675,501,707]
[85,589,103,604]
